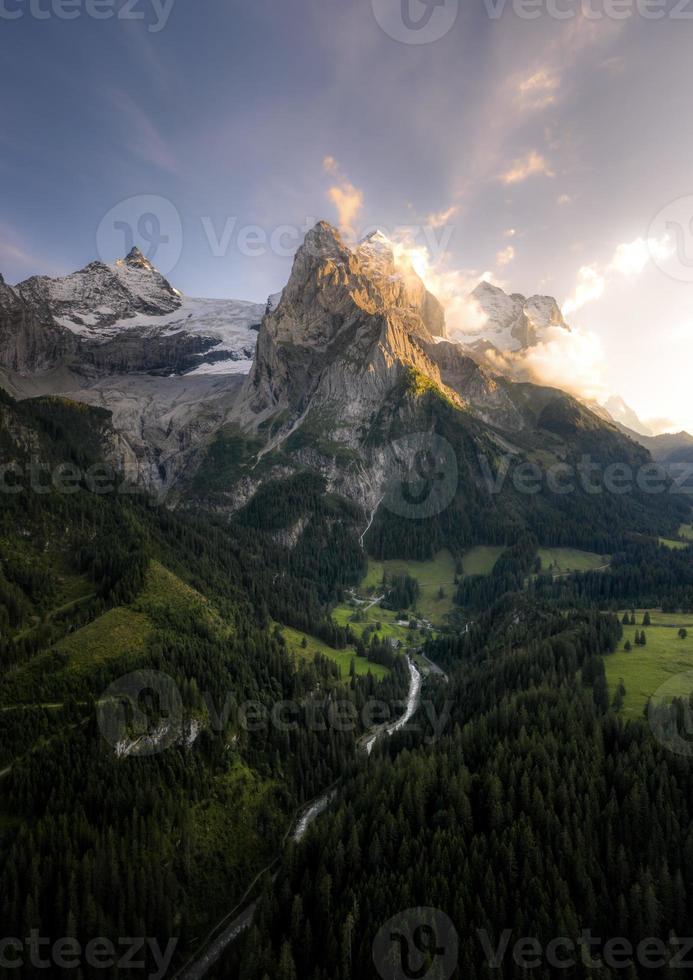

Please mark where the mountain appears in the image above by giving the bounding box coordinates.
[617,425,693,477]
[468,280,569,352]
[0,248,266,494]
[0,272,71,374]
[196,222,687,557]
[1,247,264,381]
[1,223,688,549]
[601,394,654,437]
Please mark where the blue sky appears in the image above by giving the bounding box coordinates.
[2,0,693,429]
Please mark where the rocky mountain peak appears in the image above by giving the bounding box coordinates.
[235,222,475,441]
[122,246,156,272]
[470,280,569,352]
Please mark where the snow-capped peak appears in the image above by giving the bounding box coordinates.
[470,280,569,352]
[359,229,393,249]
[121,246,157,273]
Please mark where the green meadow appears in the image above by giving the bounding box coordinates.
[281,625,389,680]
[360,549,457,622]
[461,545,506,577]
[537,548,609,575]
[604,610,693,719]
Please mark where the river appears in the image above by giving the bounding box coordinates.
[175,656,423,979]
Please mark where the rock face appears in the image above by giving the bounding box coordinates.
[469,280,569,352]
[0,274,73,373]
[237,223,462,441]
[193,220,681,560]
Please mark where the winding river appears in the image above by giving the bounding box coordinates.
[176,657,423,979]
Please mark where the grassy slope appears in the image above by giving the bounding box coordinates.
[537,547,609,574]
[605,610,693,719]
[52,606,150,671]
[282,624,389,680]
[461,546,506,576]
[680,523,693,541]
[0,561,218,704]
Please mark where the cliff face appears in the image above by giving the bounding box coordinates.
[0,274,74,373]
[237,223,464,441]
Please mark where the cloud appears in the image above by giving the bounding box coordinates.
[557,194,571,206]
[609,236,672,277]
[500,151,554,186]
[387,231,490,337]
[385,227,606,404]
[110,89,180,175]
[483,324,608,403]
[644,416,680,436]
[562,235,674,316]
[323,156,364,237]
[562,264,606,317]
[426,205,458,229]
[515,69,560,111]
[519,326,607,401]
[0,224,65,278]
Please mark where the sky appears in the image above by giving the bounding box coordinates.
[1,0,692,431]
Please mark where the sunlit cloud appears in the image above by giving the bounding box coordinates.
[482,324,608,403]
[515,69,560,111]
[562,264,606,317]
[500,151,554,185]
[610,236,672,277]
[386,230,490,337]
[557,194,572,206]
[323,156,364,237]
[426,205,458,229]
[496,245,515,267]
[563,235,674,316]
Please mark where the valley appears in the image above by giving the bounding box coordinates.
[1,221,693,980]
